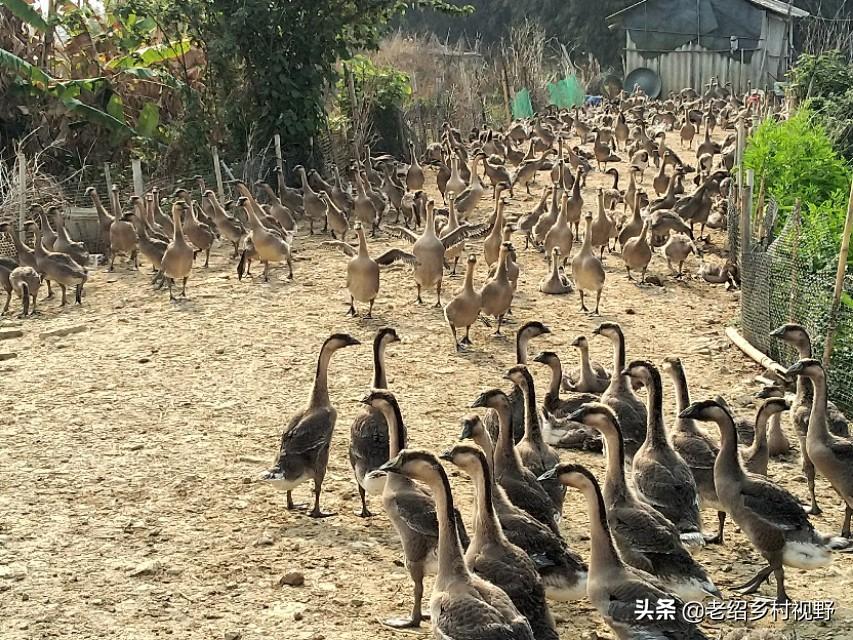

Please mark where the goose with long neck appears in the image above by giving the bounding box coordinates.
[442,445,558,640]
[541,463,709,640]
[531,350,601,421]
[505,365,564,513]
[571,213,605,314]
[235,183,293,281]
[472,389,561,535]
[787,359,853,538]
[624,361,703,544]
[479,242,514,335]
[107,193,139,271]
[569,403,720,602]
[458,416,588,601]
[532,184,561,246]
[378,449,534,639]
[86,186,115,259]
[484,196,507,267]
[662,357,726,544]
[742,397,791,476]
[348,328,401,517]
[444,253,482,351]
[204,190,246,257]
[680,399,849,603]
[543,186,573,266]
[563,335,610,394]
[262,333,360,517]
[33,205,57,250]
[405,141,425,191]
[155,202,194,300]
[362,391,469,629]
[27,220,88,306]
[770,324,849,515]
[297,165,326,235]
[594,322,647,461]
[482,321,552,445]
[622,217,652,283]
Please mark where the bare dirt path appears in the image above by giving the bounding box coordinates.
[1,161,851,640]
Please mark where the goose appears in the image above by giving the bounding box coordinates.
[629,149,650,181]
[143,194,171,244]
[377,449,533,639]
[614,111,630,151]
[440,193,469,275]
[662,357,726,544]
[255,182,297,232]
[481,155,514,197]
[26,221,88,306]
[530,351,600,422]
[680,115,696,149]
[263,333,360,517]
[563,336,610,394]
[680,399,851,603]
[571,213,605,315]
[52,208,90,267]
[568,403,720,601]
[86,186,115,259]
[8,265,40,316]
[624,361,703,544]
[33,205,58,251]
[348,328,400,517]
[472,388,561,535]
[447,156,467,197]
[184,200,215,267]
[770,323,850,515]
[0,222,38,271]
[594,322,647,461]
[652,156,672,196]
[386,200,481,307]
[444,254,482,351]
[539,248,572,295]
[454,154,487,218]
[590,189,615,259]
[236,185,294,281]
[756,386,792,457]
[204,190,246,257]
[483,194,508,267]
[297,165,327,234]
[742,397,792,477]
[622,219,652,284]
[518,187,551,249]
[542,189,573,266]
[0,257,15,315]
[593,129,621,170]
[405,141,425,191]
[156,202,195,300]
[127,212,167,277]
[479,242,514,336]
[563,168,584,236]
[540,463,709,640]
[362,394,471,629]
[330,165,354,215]
[618,193,644,248]
[150,187,174,236]
[505,365,564,513]
[512,149,554,195]
[352,172,379,235]
[459,416,588,600]
[442,444,559,640]
[663,233,697,278]
[532,185,562,247]
[786,359,853,538]
[108,198,139,271]
[319,192,349,241]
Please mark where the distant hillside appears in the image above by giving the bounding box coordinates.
[399,0,846,70]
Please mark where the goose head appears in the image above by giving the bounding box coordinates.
[378,449,442,484]
[471,388,511,411]
[458,414,485,441]
[568,402,620,435]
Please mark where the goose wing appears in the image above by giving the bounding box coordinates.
[391,483,440,538]
[672,432,717,470]
[827,434,853,459]
[606,579,705,638]
[433,589,534,640]
[741,475,812,531]
[633,457,698,514]
[374,248,417,267]
[321,240,357,258]
[279,407,336,456]
[384,225,419,244]
[608,503,681,554]
[441,222,489,249]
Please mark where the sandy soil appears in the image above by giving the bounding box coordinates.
[2,148,852,640]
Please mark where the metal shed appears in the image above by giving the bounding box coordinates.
[607,0,809,95]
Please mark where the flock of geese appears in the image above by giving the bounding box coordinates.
[2,83,848,638]
[265,319,853,640]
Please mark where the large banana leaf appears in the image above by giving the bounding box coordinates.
[0,0,49,32]
[136,102,159,139]
[61,97,134,133]
[106,39,191,71]
[0,47,52,87]
[119,66,184,90]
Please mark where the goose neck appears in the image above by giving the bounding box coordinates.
[430,467,469,588]
[309,342,336,408]
[581,480,621,573]
[806,370,831,445]
[372,339,388,389]
[469,460,502,545]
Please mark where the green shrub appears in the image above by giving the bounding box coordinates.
[789,50,853,101]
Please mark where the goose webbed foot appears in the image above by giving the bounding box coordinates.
[308,507,336,519]
[479,315,492,328]
[804,502,822,516]
[732,565,774,595]
[460,335,472,346]
[346,301,357,317]
[382,616,426,629]
[286,491,307,511]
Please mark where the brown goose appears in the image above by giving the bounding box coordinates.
[26,221,88,306]
[742,397,791,477]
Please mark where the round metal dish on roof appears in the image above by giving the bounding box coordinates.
[624,67,662,99]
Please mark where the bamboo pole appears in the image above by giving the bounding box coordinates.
[273,134,285,195]
[212,146,225,201]
[739,169,754,266]
[131,159,144,196]
[726,327,788,377]
[17,152,26,242]
[754,174,766,240]
[787,200,802,322]
[822,180,853,368]
[103,163,112,205]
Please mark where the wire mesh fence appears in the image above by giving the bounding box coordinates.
[729,195,853,414]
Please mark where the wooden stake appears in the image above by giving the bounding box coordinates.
[754,173,766,240]
[273,134,285,194]
[212,146,225,201]
[726,326,787,377]
[103,162,112,204]
[787,200,802,322]
[131,159,144,196]
[822,179,853,368]
[17,151,26,242]
[739,169,754,264]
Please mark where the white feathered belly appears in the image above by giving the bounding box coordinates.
[543,570,588,601]
[361,472,386,496]
[783,541,833,569]
[262,472,310,491]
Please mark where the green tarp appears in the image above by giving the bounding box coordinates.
[547,76,584,109]
[511,88,533,119]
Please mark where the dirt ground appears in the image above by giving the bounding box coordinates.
[2,148,853,640]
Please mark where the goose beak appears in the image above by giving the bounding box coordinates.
[785,362,805,377]
[537,468,557,482]
[365,469,387,481]
[679,403,701,420]
[344,336,361,347]
[470,393,487,409]
[769,326,785,338]
[570,337,582,347]
[378,454,403,474]
[620,368,631,377]
[532,353,547,364]
[591,325,602,336]
[358,393,372,406]
[438,450,453,463]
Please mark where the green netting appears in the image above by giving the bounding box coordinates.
[511,89,533,119]
[547,76,585,109]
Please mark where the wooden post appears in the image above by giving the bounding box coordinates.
[131,159,144,196]
[822,180,853,368]
[499,53,513,125]
[273,134,285,194]
[212,146,225,201]
[344,63,360,163]
[103,162,112,202]
[754,174,766,240]
[740,169,754,264]
[17,151,26,242]
[787,200,802,322]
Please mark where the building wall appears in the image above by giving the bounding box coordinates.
[624,12,792,94]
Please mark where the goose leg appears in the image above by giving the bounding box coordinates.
[803,453,822,515]
[626,267,634,281]
[45,279,53,299]
[204,248,211,268]
[355,483,372,518]
[579,290,588,312]
[415,284,423,305]
[181,277,188,298]
[263,261,270,283]
[732,565,773,594]
[366,298,375,319]
[842,505,852,538]
[308,479,335,519]
[704,511,727,544]
[384,562,427,628]
[109,253,116,272]
[75,284,83,305]
[593,290,602,316]
[132,250,139,270]
[451,256,459,275]
[286,491,307,511]
[434,282,442,308]
[21,291,30,318]
[29,294,36,316]
[347,296,357,317]
[286,257,294,280]
[2,290,10,314]
[449,322,461,351]
[774,567,789,603]
[168,279,177,302]
[494,315,504,337]
[59,283,68,306]
[461,325,472,346]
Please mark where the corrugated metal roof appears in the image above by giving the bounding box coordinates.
[607,0,808,22]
